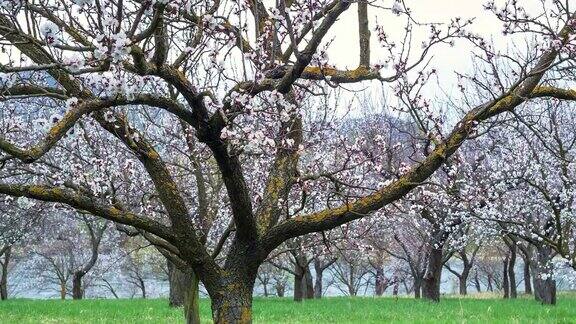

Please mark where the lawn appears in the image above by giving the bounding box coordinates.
[1,294,575,323]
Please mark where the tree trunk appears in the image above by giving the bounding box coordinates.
[413,278,422,299]
[293,263,304,302]
[211,293,252,324]
[508,245,517,299]
[275,281,285,297]
[304,268,314,299]
[375,267,385,296]
[168,262,187,307]
[422,247,443,302]
[184,272,201,324]
[140,277,146,299]
[533,245,556,305]
[487,274,493,292]
[458,276,467,295]
[392,281,399,296]
[313,263,324,299]
[0,246,10,300]
[502,257,510,299]
[209,271,256,324]
[60,282,67,300]
[523,258,532,294]
[72,271,84,300]
[313,260,326,299]
[473,271,481,293]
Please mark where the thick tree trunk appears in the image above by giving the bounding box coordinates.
[0,246,10,300]
[422,247,443,302]
[508,246,517,299]
[209,269,256,324]
[533,246,556,305]
[502,257,510,299]
[375,267,385,296]
[72,272,84,300]
[211,293,252,324]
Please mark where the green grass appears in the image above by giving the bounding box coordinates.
[1,294,576,323]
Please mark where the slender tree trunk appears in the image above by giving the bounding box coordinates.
[422,247,443,302]
[502,257,510,299]
[473,271,481,293]
[60,282,67,300]
[533,245,556,305]
[313,261,324,299]
[139,277,146,299]
[487,274,494,292]
[0,246,10,300]
[392,281,399,296]
[523,258,532,294]
[508,246,517,299]
[413,278,422,299]
[304,268,314,299]
[458,276,467,295]
[72,271,84,300]
[293,263,304,302]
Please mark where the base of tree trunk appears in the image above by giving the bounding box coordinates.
[212,295,252,324]
[72,273,84,300]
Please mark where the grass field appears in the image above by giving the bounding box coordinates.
[1,294,575,323]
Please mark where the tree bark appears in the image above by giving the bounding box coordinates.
[184,272,201,324]
[313,261,324,299]
[458,276,467,295]
[422,247,443,302]
[304,268,314,299]
[533,245,556,305]
[473,271,481,293]
[168,262,187,306]
[275,281,285,297]
[375,267,385,296]
[523,259,532,294]
[167,261,201,324]
[508,245,517,299]
[0,246,10,300]
[209,271,256,324]
[502,257,510,299]
[60,282,67,300]
[293,263,304,302]
[211,293,252,324]
[413,278,422,299]
[72,271,84,300]
[487,274,494,292]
